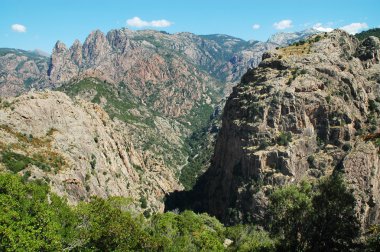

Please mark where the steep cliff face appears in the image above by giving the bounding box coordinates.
[0,91,181,212]
[167,30,380,229]
[0,49,49,96]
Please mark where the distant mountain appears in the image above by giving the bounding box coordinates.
[267,28,320,46]
[32,49,50,57]
[0,28,319,99]
[356,28,380,41]
[0,48,49,96]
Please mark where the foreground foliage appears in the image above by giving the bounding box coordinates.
[267,174,361,251]
[0,172,377,251]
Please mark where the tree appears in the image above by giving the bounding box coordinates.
[267,181,313,251]
[225,225,277,252]
[366,225,380,251]
[306,174,360,251]
[74,196,159,251]
[0,173,69,251]
[149,210,225,251]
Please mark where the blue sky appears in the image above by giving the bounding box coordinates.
[1,0,379,53]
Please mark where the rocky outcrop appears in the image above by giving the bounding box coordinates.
[0,91,182,212]
[167,30,380,229]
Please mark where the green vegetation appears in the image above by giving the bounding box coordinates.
[367,225,380,251]
[355,28,380,41]
[277,131,292,146]
[267,181,313,251]
[1,150,52,172]
[225,225,277,252]
[58,78,138,123]
[0,173,75,251]
[0,172,259,251]
[267,174,361,251]
[0,171,375,251]
[180,102,218,189]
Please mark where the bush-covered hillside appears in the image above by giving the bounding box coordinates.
[1,171,379,251]
[356,28,380,41]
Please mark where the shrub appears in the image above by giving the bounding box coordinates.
[277,132,292,146]
[258,140,270,150]
[307,155,315,168]
[342,143,352,151]
[140,196,148,209]
[90,154,96,169]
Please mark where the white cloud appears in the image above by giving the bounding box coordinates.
[252,24,260,30]
[126,17,173,28]
[313,23,333,32]
[273,19,292,30]
[150,19,172,27]
[11,24,26,33]
[340,22,368,34]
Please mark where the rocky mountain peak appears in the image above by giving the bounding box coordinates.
[106,28,132,52]
[82,30,110,65]
[53,40,67,53]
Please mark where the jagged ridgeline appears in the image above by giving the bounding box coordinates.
[166,30,380,233]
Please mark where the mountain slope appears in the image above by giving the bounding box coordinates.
[166,30,380,230]
[0,91,181,212]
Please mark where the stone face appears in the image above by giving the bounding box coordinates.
[167,30,380,229]
[0,91,182,212]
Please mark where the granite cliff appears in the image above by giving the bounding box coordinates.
[166,30,380,230]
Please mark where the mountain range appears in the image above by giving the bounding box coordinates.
[2,27,380,231]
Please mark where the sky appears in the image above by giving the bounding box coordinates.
[1,0,379,53]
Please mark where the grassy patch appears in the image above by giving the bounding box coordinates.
[279,41,311,57]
